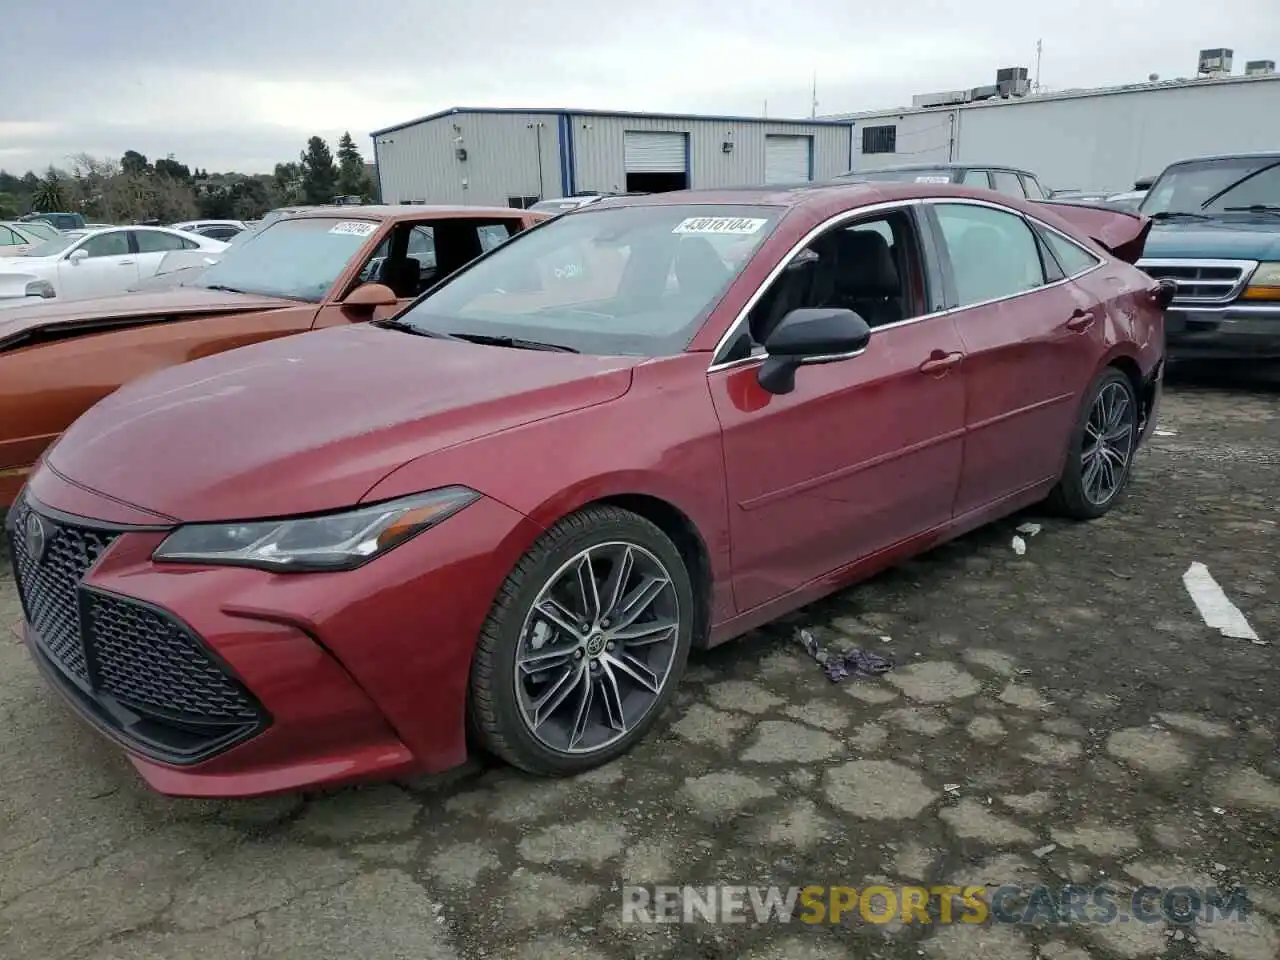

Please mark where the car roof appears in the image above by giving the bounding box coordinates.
[277,204,530,223]
[839,162,1037,176]
[1161,151,1280,166]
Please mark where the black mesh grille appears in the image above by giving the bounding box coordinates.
[11,498,118,687]
[84,592,260,724]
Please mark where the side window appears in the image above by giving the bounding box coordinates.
[1020,175,1046,199]
[478,223,514,252]
[960,169,992,188]
[1038,226,1102,277]
[407,225,436,262]
[133,231,191,253]
[79,231,130,258]
[0,226,21,245]
[934,203,1046,307]
[739,209,921,355]
[990,171,1026,198]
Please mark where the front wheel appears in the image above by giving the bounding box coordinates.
[468,505,694,776]
[1047,367,1139,519]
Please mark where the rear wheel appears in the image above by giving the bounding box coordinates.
[1047,367,1139,519]
[468,505,693,776]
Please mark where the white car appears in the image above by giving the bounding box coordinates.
[0,221,61,257]
[0,225,227,302]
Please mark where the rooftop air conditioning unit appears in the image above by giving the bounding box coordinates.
[1198,48,1233,75]
[996,66,1030,97]
[1245,59,1276,76]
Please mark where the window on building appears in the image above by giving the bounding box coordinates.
[933,203,1046,307]
[861,125,897,155]
[507,196,542,210]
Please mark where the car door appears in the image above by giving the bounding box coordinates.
[924,198,1094,516]
[55,230,138,299]
[707,204,966,612]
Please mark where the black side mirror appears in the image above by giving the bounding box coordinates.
[757,308,872,395]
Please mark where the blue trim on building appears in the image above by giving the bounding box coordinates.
[371,106,855,138]
[564,113,578,194]
[370,135,383,202]
[556,113,573,196]
[847,124,855,172]
[684,132,692,185]
[807,135,815,182]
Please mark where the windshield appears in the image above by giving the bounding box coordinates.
[23,235,78,257]
[1140,157,1280,215]
[838,168,957,184]
[392,203,783,357]
[192,216,380,301]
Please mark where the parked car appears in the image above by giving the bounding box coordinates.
[835,163,1049,200]
[1135,151,1280,361]
[0,205,545,507]
[171,219,249,242]
[0,226,228,302]
[0,222,62,257]
[19,211,87,232]
[6,184,1169,797]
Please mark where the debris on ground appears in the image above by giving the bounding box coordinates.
[1182,561,1266,644]
[1155,429,1177,437]
[1016,522,1042,537]
[1012,536,1027,556]
[798,629,895,682]
[943,783,962,794]
[1032,844,1058,858]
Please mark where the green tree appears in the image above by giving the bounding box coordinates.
[300,136,336,204]
[32,167,67,211]
[154,155,191,182]
[0,192,18,218]
[121,150,151,175]
[272,161,303,205]
[335,131,373,200]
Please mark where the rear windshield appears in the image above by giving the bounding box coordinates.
[392,203,783,357]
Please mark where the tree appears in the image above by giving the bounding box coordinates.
[335,131,373,200]
[273,161,304,205]
[0,193,18,219]
[300,136,336,205]
[154,155,191,182]
[121,150,151,175]
[32,167,67,211]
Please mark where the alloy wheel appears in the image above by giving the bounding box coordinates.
[1081,381,1135,505]
[513,541,681,755]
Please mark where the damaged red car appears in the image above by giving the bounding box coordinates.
[9,183,1170,798]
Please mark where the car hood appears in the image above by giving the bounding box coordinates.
[0,286,297,350]
[47,323,639,522]
[1142,218,1280,261]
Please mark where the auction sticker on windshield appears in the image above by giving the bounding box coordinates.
[672,217,768,235]
[329,221,379,237]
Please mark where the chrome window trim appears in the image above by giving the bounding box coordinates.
[706,195,1104,373]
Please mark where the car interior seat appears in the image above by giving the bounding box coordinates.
[378,257,422,298]
[829,230,904,327]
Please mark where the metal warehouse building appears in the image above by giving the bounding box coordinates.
[369,108,854,206]
[829,72,1280,194]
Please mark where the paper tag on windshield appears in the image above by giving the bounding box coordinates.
[672,217,767,235]
[915,175,951,184]
[329,221,378,236]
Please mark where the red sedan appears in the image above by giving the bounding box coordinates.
[9,183,1170,798]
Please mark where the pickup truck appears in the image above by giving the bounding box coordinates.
[1135,152,1280,361]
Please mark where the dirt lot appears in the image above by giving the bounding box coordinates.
[2,374,1278,960]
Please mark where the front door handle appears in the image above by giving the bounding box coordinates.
[1066,308,1097,332]
[918,351,964,374]
[118,260,136,265]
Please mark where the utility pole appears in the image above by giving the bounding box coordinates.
[1034,39,1043,93]
[811,72,819,118]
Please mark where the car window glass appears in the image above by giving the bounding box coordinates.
[80,231,130,258]
[478,223,514,252]
[934,203,1045,306]
[960,169,992,188]
[1020,175,1046,199]
[0,226,21,245]
[1040,228,1101,276]
[134,230,191,253]
[991,171,1026,197]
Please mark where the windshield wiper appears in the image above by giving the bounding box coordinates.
[1223,204,1280,215]
[1148,211,1210,221]
[1199,160,1280,210]
[371,317,454,339]
[445,332,579,353]
[201,284,246,294]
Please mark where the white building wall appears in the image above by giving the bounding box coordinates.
[837,75,1280,194]
[569,115,851,193]
[373,111,564,206]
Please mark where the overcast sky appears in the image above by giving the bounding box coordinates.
[3,0,1278,176]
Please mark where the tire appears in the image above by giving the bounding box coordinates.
[1046,367,1139,520]
[468,505,694,776]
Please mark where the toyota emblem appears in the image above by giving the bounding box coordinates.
[24,512,48,562]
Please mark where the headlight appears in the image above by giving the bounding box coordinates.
[1243,262,1280,301]
[24,279,55,299]
[153,486,480,571]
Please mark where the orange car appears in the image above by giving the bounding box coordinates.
[0,205,545,507]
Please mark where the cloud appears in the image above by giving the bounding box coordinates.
[2,0,1278,174]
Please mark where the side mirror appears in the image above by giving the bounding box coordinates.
[67,248,88,264]
[757,308,871,395]
[343,282,398,310]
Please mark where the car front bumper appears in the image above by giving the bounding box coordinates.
[1165,303,1280,360]
[9,469,542,798]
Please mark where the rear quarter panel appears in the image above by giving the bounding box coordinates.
[0,304,319,503]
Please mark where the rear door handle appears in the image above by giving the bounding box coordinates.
[119,260,135,265]
[918,351,964,374]
[1066,309,1097,332]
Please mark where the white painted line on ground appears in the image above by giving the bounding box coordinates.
[1182,562,1265,644]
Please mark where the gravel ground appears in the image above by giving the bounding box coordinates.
[1,373,1278,960]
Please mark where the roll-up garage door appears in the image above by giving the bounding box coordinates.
[624,132,688,173]
[765,135,812,183]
